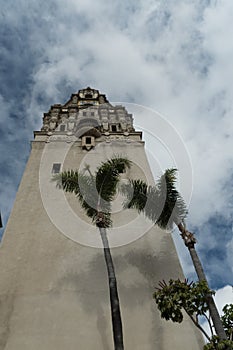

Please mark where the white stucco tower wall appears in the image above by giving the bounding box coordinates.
[0,88,204,350]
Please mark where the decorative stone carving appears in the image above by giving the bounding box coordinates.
[121,122,127,130]
[41,123,49,132]
[105,135,130,142]
[40,87,135,135]
[48,135,77,142]
[67,122,75,131]
[72,96,78,103]
[49,120,57,130]
[103,122,109,131]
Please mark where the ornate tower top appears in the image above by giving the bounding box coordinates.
[39,87,137,140]
[64,86,109,108]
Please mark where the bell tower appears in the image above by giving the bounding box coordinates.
[0,88,203,350]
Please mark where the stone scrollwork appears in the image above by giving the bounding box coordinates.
[48,135,77,142]
[105,135,130,143]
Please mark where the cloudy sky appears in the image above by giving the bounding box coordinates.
[0,0,232,319]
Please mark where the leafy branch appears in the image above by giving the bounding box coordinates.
[154,279,233,350]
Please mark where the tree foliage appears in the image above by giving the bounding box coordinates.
[203,336,233,350]
[54,155,131,228]
[221,304,233,341]
[53,155,131,350]
[154,279,213,331]
[121,168,227,340]
[154,279,233,350]
[121,168,187,229]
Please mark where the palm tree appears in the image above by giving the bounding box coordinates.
[54,156,131,350]
[120,169,227,340]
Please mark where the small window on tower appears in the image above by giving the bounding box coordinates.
[91,112,94,116]
[86,137,92,144]
[60,125,65,132]
[52,163,61,174]
[82,136,95,150]
[83,111,87,116]
[111,125,117,132]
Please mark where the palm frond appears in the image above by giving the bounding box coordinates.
[156,169,187,229]
[53,156,131,229]
[53,170,79,192]
[120,168,187,230]
[53,170,100,222]
[121,179,148,211]
[96,156,131,203]
[120,180,162,222]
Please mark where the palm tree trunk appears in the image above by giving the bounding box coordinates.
[99,227,124,350]
[177,223,227,340]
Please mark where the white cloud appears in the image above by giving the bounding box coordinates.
[215,285,233,314]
